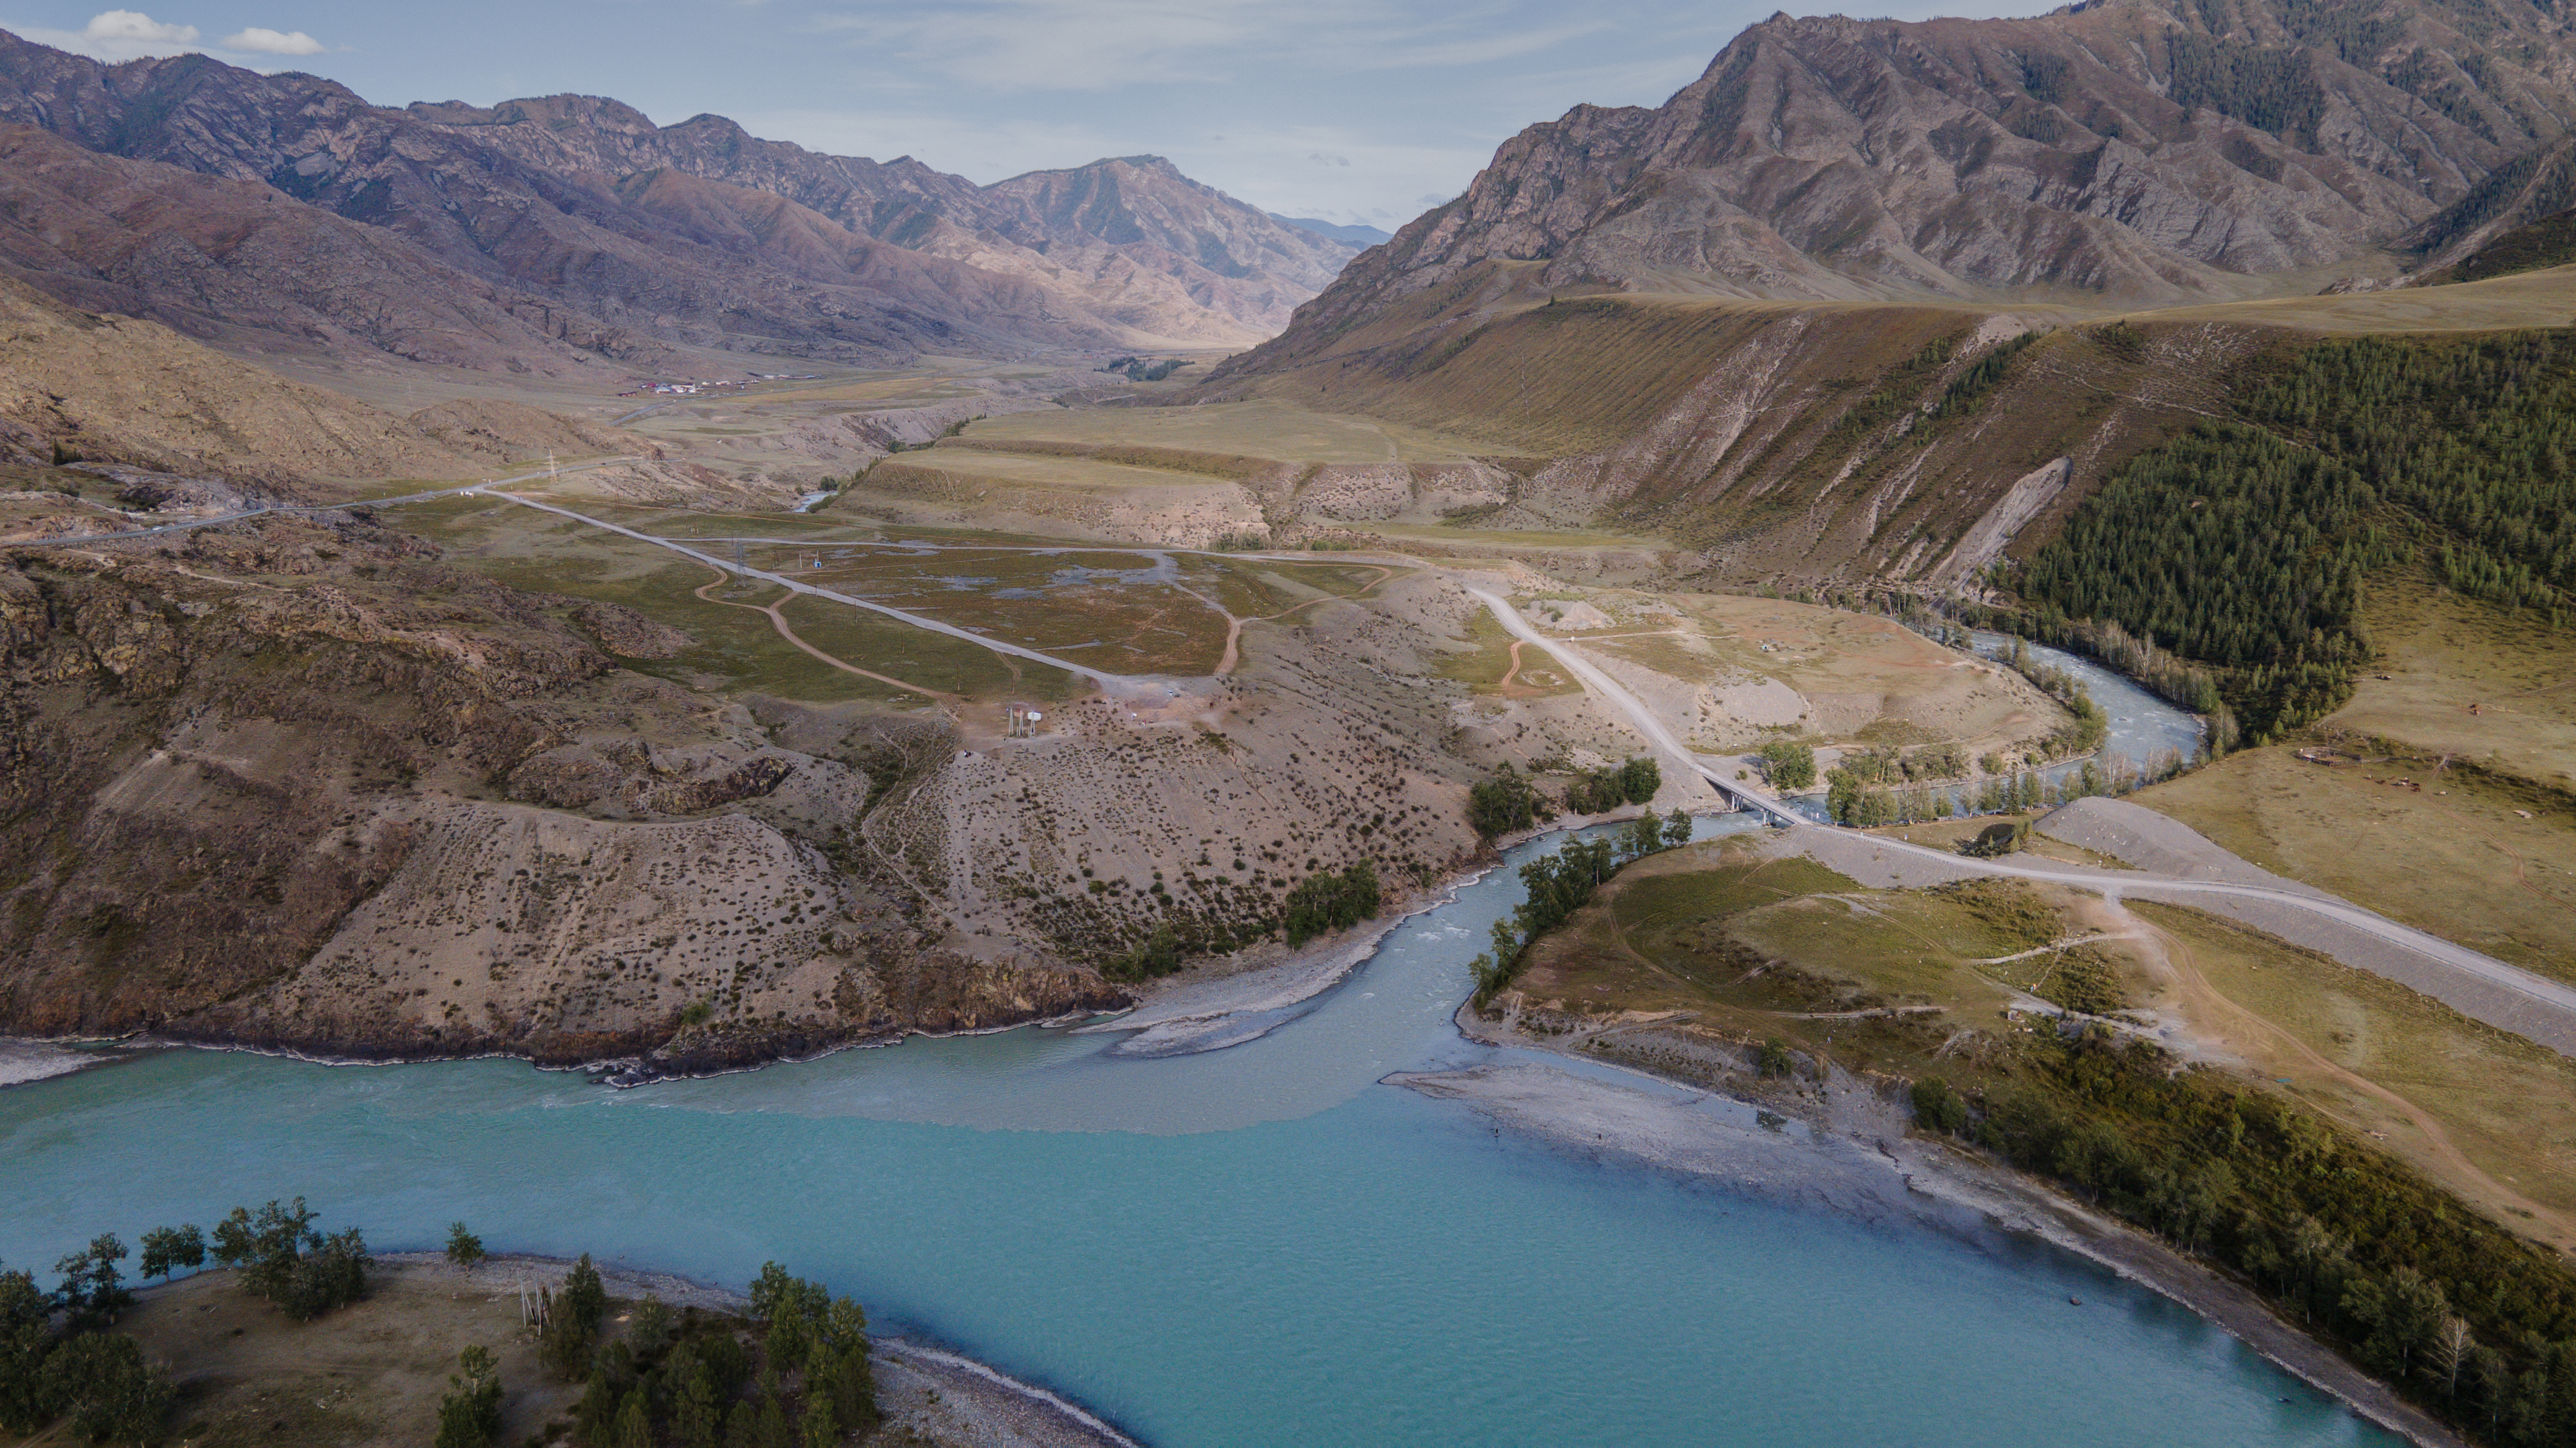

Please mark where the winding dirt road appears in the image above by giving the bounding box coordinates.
[1468,586,1722,800]
[690,567,957,703]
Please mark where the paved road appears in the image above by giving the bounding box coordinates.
[1470,588,2576,1047]
[1469,586,1733,807]
[4,459,642,549]
[1880,837,2576,1021]
[486,491,1156,695]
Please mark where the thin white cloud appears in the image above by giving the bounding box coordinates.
[740,107,1124,177]
[13,10,339,70]
[18,9,197,62]
[222,26,325,56]
[807,0,1599,93]
[83,9,194,42]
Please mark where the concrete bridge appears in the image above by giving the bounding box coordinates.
[1698,772,1801,826]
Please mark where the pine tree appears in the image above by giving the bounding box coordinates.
[613,1386,653,1448]
[434,1345,503,1448]
[799,1396,837,1448]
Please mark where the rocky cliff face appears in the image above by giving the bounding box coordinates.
[1228,0,2576,377]
[0,514,1128,1072]
[0,34,1352,363]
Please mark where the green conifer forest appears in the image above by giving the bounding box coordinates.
[2017,330,2575,740]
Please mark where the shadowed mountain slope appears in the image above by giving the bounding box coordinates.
[1273,216,1395,247]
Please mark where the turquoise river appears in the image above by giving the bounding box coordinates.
[0,634,2399,1446]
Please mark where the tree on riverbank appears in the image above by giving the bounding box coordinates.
[0,1255,167,1445]
[7,1215,898,1448]
[137,1227,202,1283]
[1283,859,1381,945]
[40,1332,164,1444]
[1563,757,1660,814]
[543,1254,608,1380]
[1471,822,1696,1004]
[211,1198,369,1319]
[556,1260,866,1448]
[1912,1028,2576,1444]
[434,1345,502,1448]
[1468,764,1548,838]
[52,1235,130,1327]
[1755,740,1816,789]
[751,1263,879,1438]
[444,1224,485,1268]
[4,1198,383,1444]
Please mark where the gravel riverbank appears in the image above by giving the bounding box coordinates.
[0,1037,138,1087]
[1415,1014,2466,1448]
[1083,803,1699,1058]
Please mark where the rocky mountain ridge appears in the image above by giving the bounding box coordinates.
[400,93,1355,341]
[1225,0,2576,378]
[0,124,670,380]
[0,31,1353,368]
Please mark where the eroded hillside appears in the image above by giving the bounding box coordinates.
[0,514,1136,1071]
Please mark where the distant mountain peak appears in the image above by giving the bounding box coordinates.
[1271,216,1388,248]
[0,26,1367,358]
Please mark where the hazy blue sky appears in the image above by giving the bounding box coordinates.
[1,2,2031,230]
